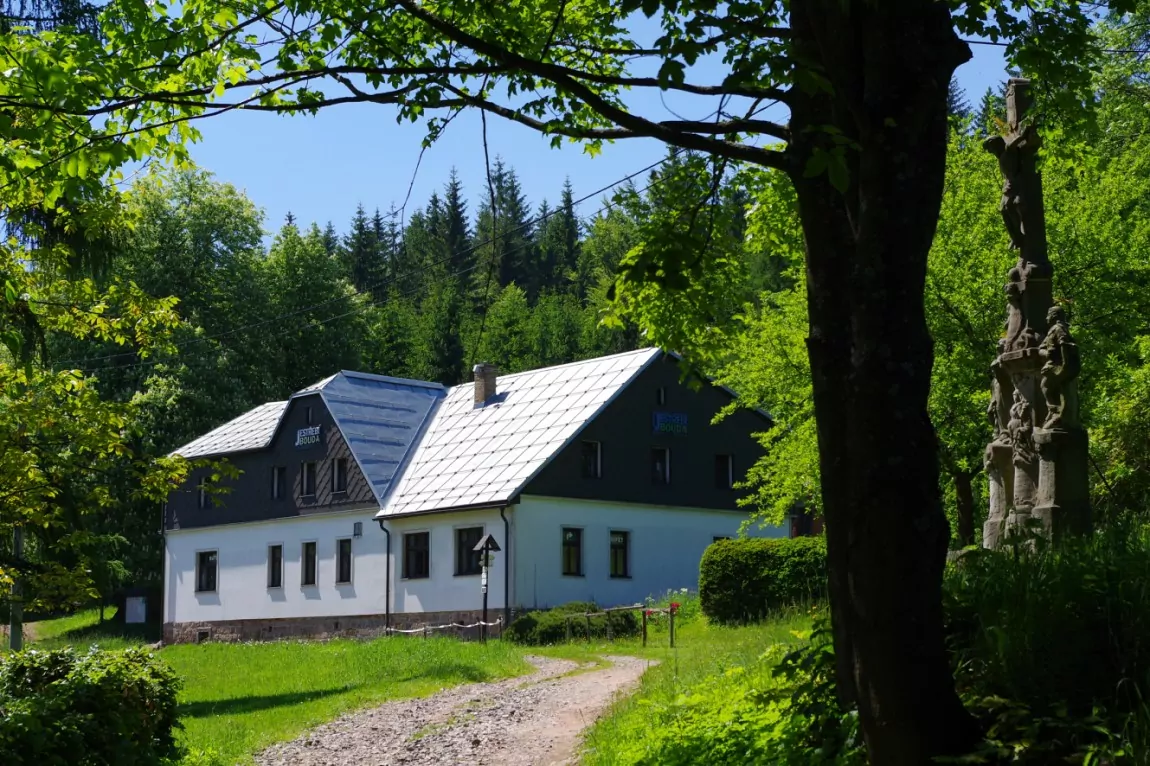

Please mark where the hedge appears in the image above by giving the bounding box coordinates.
[0,646,182,766]
[699,536,827,624]
[504,601,640,645]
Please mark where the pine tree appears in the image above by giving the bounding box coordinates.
[441,169,471,275]
[320,221,340,258]
[342,204,384,295]
[413,277,466,385]
[284,211,297,227]
[947,77,971,124]
[555,179,582,282]
[472,159,535,301]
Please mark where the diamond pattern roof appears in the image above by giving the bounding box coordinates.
[377,347,660,517]
[172,401,288,459]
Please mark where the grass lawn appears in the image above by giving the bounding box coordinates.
[21,609,533,765]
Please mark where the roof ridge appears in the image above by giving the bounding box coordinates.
[444,347,659,393]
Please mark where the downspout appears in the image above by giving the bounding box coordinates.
[379,520,392,633]
[500,506,511,627]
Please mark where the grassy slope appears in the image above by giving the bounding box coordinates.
[22,609,532,765]
[574,610,812,765]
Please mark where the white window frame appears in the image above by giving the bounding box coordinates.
[561,526,584,577]
[267,543,284,589]
[195,548,218,593]
[335,537,353,585]
[301,540,318,587]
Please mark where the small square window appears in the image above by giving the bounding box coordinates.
[267,544,283,588]
[580,441,601,479]
[715,454,734,489]
[651,448,671,485]
[271,466,285,500]
[302,461,317,497]
[561,527,583,576]
[404,532,430,579]
[333,458,348,494]
[301,541,317,586]
[610,531,630,578]
[455,527,484,575]
[336,538,352,584]
[196,550,217,593]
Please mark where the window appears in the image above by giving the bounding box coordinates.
[404,532,430,579]
[267,544,283,588]
[610,531,630,578]
[301,541,317,586]
[656,386,666,405]
[195,550,217,593]
[454,527,484,575]
[561,527,583,576]
[332,458,348,493]
[301,461,317,497]
[715,454,734,489]
[580,441,602,479]
[651,447,671,485]
[336,538,352,584]
[305,405,313,425]
[271,466,285,500]
[197,478,209,509]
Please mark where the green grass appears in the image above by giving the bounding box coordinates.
[576,607,814,766]
[20,611,533,765]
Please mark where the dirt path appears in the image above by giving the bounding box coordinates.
[255,655,652,766]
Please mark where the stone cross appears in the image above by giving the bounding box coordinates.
[981,79,1090,549]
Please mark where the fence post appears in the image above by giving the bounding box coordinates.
[606,612,613,642]
[423,624,428,640]
[585,613,592,643]
[669,608,675,648]
[642,609,648,647]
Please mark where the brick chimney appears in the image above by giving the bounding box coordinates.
[473,363,498,405]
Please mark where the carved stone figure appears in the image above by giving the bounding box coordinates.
[1039,305,1081,429]
[1008,390,1036,466]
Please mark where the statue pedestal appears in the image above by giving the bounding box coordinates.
[983,441,1015,549]
[1032,427,1091,541]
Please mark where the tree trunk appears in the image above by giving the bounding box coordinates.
[954,469,976,548]
[788,1,981,762]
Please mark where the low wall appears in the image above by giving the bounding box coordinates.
[162,608,506,644]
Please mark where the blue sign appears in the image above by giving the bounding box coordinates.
[652,412,688,435]
[295,425,322,449]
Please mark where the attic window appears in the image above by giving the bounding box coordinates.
[305,405,313,425]
[302,461,317,497]
[651,448,671,485]
[333,458,348,494]
[656,386,666,405]
[197,478,210,509]
[580,441,602,479]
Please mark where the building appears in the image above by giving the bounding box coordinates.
[161,348,784,643]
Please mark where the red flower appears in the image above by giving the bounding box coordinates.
[670,602,681,610]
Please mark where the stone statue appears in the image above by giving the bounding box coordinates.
[1039,305,1081,429]
[1004,277,1040,351]
[1008,390,1036,466]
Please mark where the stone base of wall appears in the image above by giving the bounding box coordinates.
[163,609,512,644]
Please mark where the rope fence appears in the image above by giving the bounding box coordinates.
[564,603,680,648]
[383,617,503,639]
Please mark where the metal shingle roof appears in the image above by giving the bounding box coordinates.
[377,347,661,518]
[171,400,288,459]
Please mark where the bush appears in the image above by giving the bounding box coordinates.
[504,601,640,645]
[700,536,827,624]
[0,646,182,766]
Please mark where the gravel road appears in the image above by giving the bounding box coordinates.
[255,655,652,766]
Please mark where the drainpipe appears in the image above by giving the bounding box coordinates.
[500,506,511,627]
[376,519,391,633]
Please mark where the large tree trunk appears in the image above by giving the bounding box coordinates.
[787,1,981,762]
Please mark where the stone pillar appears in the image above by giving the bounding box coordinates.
[983,441,1014,549]
[1032,427,1091,539]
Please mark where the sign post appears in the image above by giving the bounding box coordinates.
[472,534,501,643]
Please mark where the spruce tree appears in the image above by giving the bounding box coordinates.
[946,76,970,124]
[320,221,340,259]
[441,169,471,275]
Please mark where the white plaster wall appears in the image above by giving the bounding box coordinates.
[513,495,785,610]
[163,510,386,624]
[384,508,510,614]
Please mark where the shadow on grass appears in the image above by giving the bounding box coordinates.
[394,660,498,685]
[49,620,162,646]
[181,687,352,718]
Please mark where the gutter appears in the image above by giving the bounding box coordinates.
[376,520,391,633]
[500,506,511,627]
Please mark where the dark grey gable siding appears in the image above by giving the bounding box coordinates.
[523,354,769,511]
[165,393,377,530]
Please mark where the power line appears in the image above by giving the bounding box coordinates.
[962,37,1150,56]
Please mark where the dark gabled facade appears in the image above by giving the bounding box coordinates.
[165,393,376,531]
[523,352,770,511]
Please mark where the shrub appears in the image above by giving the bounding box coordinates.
[504,601,640,645]
[0,646,182,766]
[700,536,827,624]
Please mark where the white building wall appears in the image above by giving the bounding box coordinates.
[512,495,785,610]
[163,509,385,624]
[384,508,509,614]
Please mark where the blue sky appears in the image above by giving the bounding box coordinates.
[183,39,1007,237]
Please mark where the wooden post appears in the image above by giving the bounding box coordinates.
[423,624,428,640]
[642,609,648,647]
[669,607,675,648]
[565,616,572,643]
[585,612,592,643]
[606,612,613,642]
